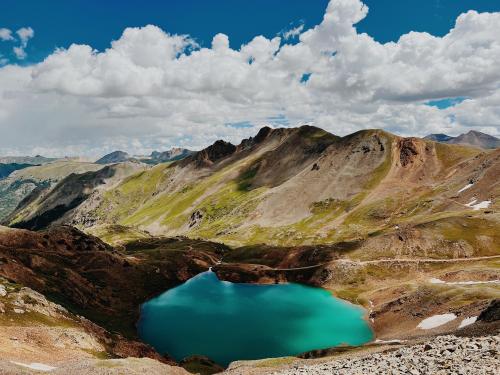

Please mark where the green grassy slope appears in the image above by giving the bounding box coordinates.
[75,127,494,249]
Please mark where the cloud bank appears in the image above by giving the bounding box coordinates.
[0,0,499,157]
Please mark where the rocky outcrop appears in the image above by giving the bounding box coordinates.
[237,126,287,151]
[398,138,419,167]
[478,299,500,322]
[0,276,173,367]
[189,210,203,228]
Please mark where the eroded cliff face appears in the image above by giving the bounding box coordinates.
[398,138,420,167]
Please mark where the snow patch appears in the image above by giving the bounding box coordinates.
[368,300,374,322]
[11,362,56,372]
[465,198,477,206]
[458,316,477,329]
[454,280,499,285]
[417,314,457,329]
[429,278,500,285]
[471,200,491,210]
[465,198,491,210]
[458,183,473,193]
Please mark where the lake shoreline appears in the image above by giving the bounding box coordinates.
[138,269,373,367]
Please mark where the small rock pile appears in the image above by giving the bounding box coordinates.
[273,335,499,375]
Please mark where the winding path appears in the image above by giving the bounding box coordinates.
[220,255,500,272]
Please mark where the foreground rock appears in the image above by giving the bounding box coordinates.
[263,335,499,375]
[0,358,189,375]
[0,276,174,370]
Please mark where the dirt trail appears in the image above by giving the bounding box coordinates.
[226,255,500,272]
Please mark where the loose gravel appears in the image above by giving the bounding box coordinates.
[272,335,499,375]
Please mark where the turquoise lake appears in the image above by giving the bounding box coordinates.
[138,270,373,366]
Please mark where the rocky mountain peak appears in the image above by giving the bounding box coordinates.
[192,140,237,168]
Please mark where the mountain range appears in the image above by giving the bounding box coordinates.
[424,130,500,149]
[0,155,57,165]
[95,148,195,165]
[0,125,498,373]
[5,126,498,247]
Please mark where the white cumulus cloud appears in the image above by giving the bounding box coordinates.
[0,28,14,41]
[13,46,27,59]
[16,27,34,47]
[0,0,499,157]
[11,27,35,60]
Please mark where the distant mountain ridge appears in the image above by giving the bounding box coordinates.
[424,130,499,149]
[0,155,57,165]
[95,151,131,164]
[149,148,194,163]
[0,163,33,179]
[423,134,454,142]
[96,148,194,165]
[0,161,104,221]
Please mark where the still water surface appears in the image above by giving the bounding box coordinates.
[139,270,373,366]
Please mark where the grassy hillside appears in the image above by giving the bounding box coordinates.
[90,128,494,247]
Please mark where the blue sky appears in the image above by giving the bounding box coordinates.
[1,0,500,156]
[1,0,499,64]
